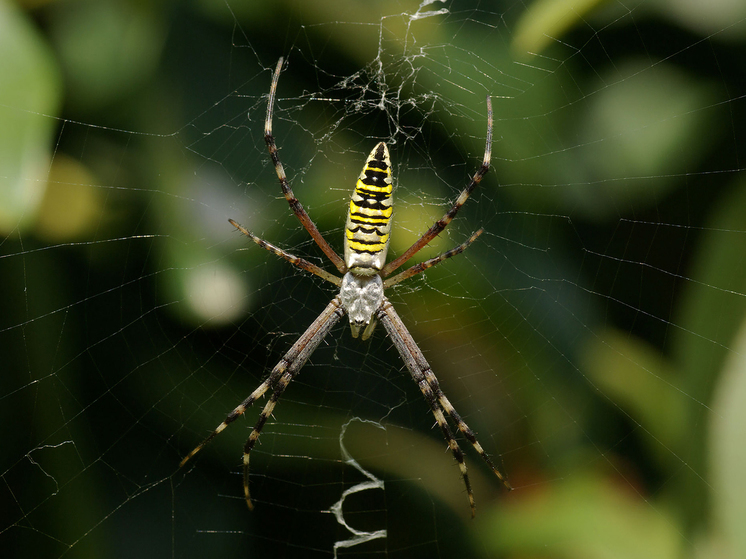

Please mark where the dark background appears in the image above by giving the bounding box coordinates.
[1,0,745,557]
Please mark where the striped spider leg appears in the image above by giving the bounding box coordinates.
[179,57,510,516]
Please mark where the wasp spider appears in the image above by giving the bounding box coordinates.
[180,58,512,517]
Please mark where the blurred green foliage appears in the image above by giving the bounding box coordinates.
[1,0,745,557]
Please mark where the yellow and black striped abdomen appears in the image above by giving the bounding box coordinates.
[344,142,393,273]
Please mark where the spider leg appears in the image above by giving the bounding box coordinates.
[424,372,512,490]
[243,369,298,510]
[241,366,293,509]
[229,219,342,287]
[378,299,511,496]
[179,370,278,469]
[264,58,346,273]
[378,298,483,517]
[383,229,483,289]
[180,297,346,509]
[381,96,493,278]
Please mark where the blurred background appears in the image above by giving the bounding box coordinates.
[1,0,745,557]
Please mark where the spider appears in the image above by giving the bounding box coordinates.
[180,58,512,517]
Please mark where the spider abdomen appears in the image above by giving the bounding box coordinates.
[344,142,393,273]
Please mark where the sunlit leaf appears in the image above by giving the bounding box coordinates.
[0,0,61,233]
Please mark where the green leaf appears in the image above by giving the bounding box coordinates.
[482,475,682,559]
[0,0,61,233]
[709,318,746,559]
[580,327,686,467]
[512,0,606,56]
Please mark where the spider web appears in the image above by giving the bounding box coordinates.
[2,0,746,557]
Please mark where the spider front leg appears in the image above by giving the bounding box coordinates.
[424,371,512,489]
[241,368,294,509]
[179,371,280,468]
[377,298,510,517]
[180,297,346,509]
